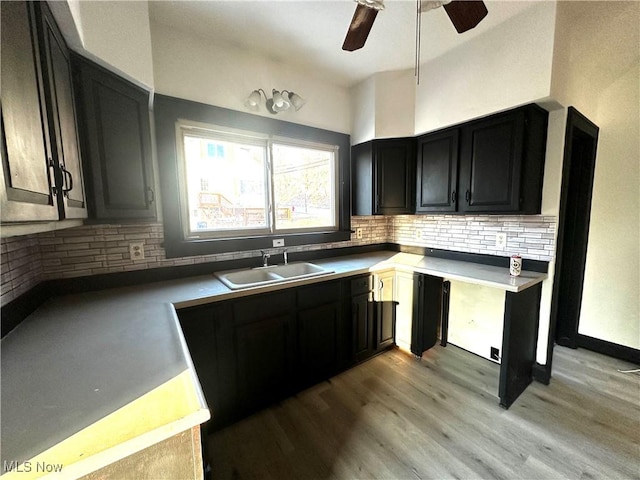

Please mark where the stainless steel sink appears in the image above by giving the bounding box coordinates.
[215,262,333,290]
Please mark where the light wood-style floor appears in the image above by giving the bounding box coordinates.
[207,345,640,479]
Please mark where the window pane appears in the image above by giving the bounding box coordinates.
[272,144,335,231]
[183,135,268,234]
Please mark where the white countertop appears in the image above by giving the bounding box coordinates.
[0,250,546,478]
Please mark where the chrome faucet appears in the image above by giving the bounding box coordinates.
[283,249,288,265]
[260,250,271,267]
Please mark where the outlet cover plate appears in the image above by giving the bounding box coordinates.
[356,228,363,239]
[490,347,500,361]
[495,232,507,250]
[129,242,144,260]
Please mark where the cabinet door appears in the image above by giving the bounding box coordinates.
[235,314,294,412]
[374,271,395,351]
[411,274,442,357]
[375,139,415,214]
[0,1,58,222]
[459,111,525,212]
[73,56,156,220]
[232,291,295,414]
[177,303,232,426]
[352,292,375,362]
[416,129,459,213]
[37,3,86,219]
[298,302,341,384]
[394,271,414,353]
[351,142,374,215]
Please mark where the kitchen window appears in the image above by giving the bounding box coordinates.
[178,122,339,240]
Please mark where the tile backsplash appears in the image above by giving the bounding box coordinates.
[1,234,42,305]
[0,214,556,306]
[390,215,557,261]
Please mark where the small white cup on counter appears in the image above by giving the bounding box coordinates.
[510,254,522,276]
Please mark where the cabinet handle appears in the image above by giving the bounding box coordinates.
[465,190,470,203]
[60,165,73,197]
[451,190,456,203]
[147,187,155,204]
[379,280,384,291]
[49,158,59,196]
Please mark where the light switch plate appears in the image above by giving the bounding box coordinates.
[495,233,507,250]
[272,238,285,247]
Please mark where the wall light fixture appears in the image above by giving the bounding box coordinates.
[245,89,306,114]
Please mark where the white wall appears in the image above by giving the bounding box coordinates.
[150,22,350,134]
[374,70,415,139]
[551,1,640,350]
[75,1,155,89]
[448,281,505,365]
[350,76,376,144]
[350,70,415,145]
[414,2,556,134]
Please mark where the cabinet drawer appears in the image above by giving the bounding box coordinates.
[350,275,372,296]
[297,281,341,310]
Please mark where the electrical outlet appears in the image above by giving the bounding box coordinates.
[495,232,507,250]
[490,347,500,361]
[272,238,285,247]
[129,242,145,260]
[356,228,363,239]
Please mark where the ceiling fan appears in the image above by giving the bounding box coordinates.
[342,0,488,52]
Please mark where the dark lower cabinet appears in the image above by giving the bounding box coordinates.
[349,275,376,363]
[178,276,397,432]
[352,292,375,363]
[235,313,295,409]
[231,291,296,414]
[177,301,233,430]
[411,274,443,357]
[298,303,341,382]
[377,300,396,351]
[297,281,344,387]
[350,274,396,363]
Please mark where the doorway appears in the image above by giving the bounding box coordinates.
[547,108,599,363]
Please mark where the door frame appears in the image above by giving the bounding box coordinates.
[539,107,599,382]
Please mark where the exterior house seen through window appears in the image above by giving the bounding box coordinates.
[179,123,338,239]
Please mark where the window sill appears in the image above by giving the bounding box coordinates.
[164,230,352,259]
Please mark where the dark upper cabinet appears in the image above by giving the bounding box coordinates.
[1,1,86,222]
[416,104,548,215]
[352,138,416,215]
[37,2,86,219]
[72,55,156,221]
[416,128,459,213]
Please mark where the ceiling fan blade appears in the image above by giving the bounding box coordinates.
[443,1,488,34]
[342,3,379,51]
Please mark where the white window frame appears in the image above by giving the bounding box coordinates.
[176,120,340,240]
